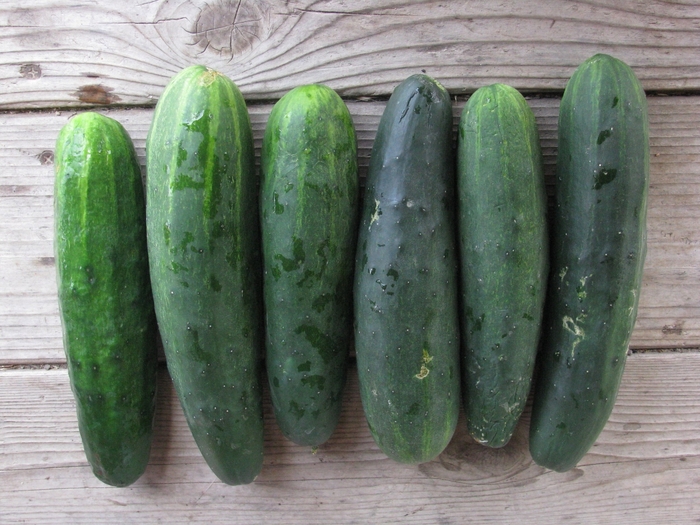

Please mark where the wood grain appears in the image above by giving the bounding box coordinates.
[3,2,700,522]
[2,352,700,524]
[1,0,700,109]
[1,96,699,363]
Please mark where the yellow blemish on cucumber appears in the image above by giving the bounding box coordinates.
[200,68,223,86]
[415,348,433,379]
[576,275,591,301]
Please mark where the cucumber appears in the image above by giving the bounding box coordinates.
[529,54,649,471]
[354,74,461,464]
[457,84,549,448]
[146,65,264,485]
[54,112,158,487]
[260,85,359,446]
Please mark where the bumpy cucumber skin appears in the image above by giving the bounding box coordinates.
[54,112,158,487]
[261,85,359,446]
[458,84,549,448]
[529,54,649,472]
[354,74,461,464]
[146,66,264,485]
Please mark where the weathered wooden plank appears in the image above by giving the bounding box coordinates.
[1,0,700,109]
[1,96,698,363]
[1,353,700,524]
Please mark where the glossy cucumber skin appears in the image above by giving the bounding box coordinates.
[529,54,649,472]
[354,74,461,464]
[146,66,264,485]
[458,84,549,448]
[261,85,359,446]
[54,112,158,487]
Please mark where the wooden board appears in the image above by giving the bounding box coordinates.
[2,352,700,524]
[3,1,700,520]
[2,96,700,363]
[2,0,700,109]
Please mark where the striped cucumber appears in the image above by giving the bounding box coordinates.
[529,54,649,471]
[55,112,158,487]
[457,84,549,448]
[260,84,359,446]
[146,66,264,484]
[354,74,461,464]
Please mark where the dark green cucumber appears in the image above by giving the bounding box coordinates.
[529,54,649,471]
[146,65,264,484]
[354,74,460,464]
[260,84,359,446]
[457,84,549,448]
[54,112,158,487]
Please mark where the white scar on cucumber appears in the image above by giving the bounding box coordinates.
[562,315,586,359]
[369,199,381,228]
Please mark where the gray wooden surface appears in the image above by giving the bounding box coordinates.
[2,0,700,108]
[1,1,699,523]
[3,355,700,524]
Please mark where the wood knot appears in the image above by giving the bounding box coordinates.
[193,1,267,57]
[155,1,277,64]
[36,150,54,165]
[416,421,535,483]
[74,85,121,105]
[662,321,684,336]
[20,63,42,80]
